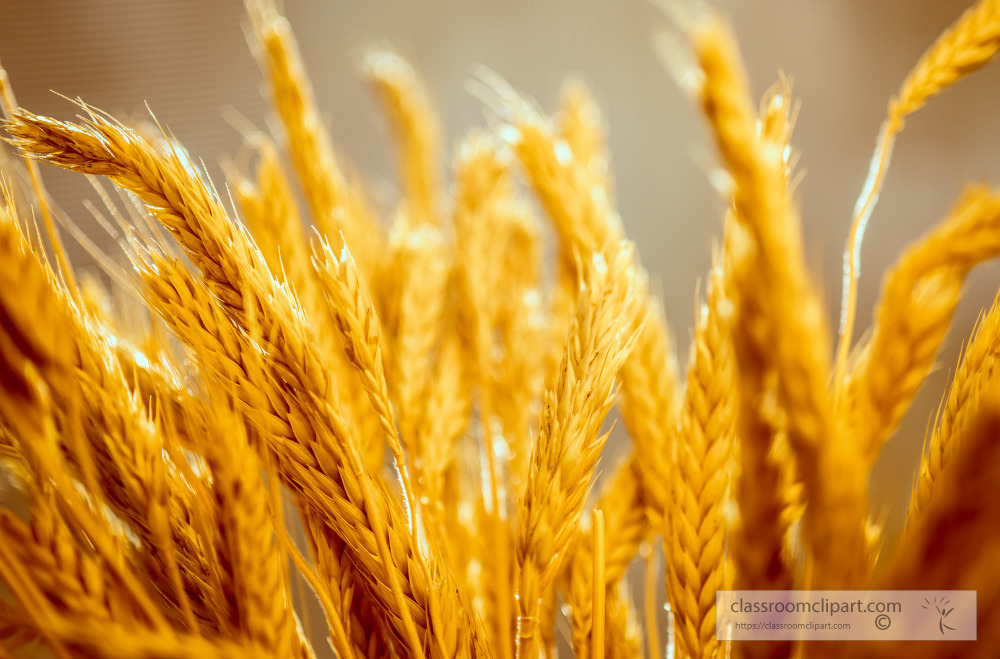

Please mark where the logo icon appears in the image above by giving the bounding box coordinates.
[922,596,956,635]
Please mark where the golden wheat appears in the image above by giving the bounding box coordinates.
[837,0,1000,398]
[846,185,1000,463]
[246,0,383,281]
[515,247,638,659]
[690,10,868,590]
[665,253,736,659]
[2,2,1000,658]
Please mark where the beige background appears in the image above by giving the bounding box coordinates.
[2,0,999,620]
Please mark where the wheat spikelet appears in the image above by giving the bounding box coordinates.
[299,510,368,659]
[491,203,546,492]
[515,247,638,659]
[366,50,441,225]
[0,206,74,419]
[246,0,382,281]
[4,108,273,327]
[665,254,736,659]
[453,134,513,348]
[7,108,360,484]
[510,114,620,263]
[846,185,1000,463]
[231,140,310,292]
[314,242,409,466]
[509,110,622,408]
[452,136,523,659]
[0,366,175,640]
[617,295,679,528]
[313,239,419,527]
[495,279,547,494]
[727,213,795,607]
[136,254,414,646]
[0,507,115,629]
[689,10,867,589]
[728,84,803,620]
[453,135,545,488]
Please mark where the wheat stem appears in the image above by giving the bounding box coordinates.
[837,0,1000,407]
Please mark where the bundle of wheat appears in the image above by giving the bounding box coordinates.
[0,1,999,657]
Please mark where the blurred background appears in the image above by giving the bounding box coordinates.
[1,0,999,606]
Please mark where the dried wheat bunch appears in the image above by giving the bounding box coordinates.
[0,1,999,658]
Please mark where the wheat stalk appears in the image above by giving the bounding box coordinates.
[689,10,868,589]
[246,0,383,281]
[366,49,441,226]
[2,99,474,652]
[908,288,1000,526]
[515,247,638,659]
[846,185,1000,463]
[232,138,386,474]
[665,253,736,659]
[837,0,1000,398]
[202,404,307,658]
[566,458,648,659]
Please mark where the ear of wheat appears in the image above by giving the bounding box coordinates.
[1,1,999,658]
